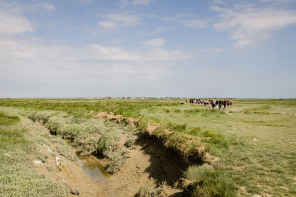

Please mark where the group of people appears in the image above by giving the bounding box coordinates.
[187,98,233,110]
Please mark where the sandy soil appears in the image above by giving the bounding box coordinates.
[104,138,186,197]
[33,143,109,197]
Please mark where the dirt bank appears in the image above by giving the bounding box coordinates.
[29,122,110,197]
[103,137,187,197]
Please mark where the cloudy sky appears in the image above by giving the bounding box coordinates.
[1,0,296,98]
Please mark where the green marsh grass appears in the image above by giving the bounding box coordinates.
[0,110,67,197]
[1,99,296,196]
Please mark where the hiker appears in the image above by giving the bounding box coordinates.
[223,100,227,109]
[212,101,216,109]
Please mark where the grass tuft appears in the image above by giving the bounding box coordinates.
[0,112,20,125]
[182,164,236,197]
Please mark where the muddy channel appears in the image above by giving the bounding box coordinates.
[78,155,116,197]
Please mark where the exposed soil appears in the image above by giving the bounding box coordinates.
[95,112,139,127]
[95,112,218,165]
[102,137,187,197]
[33,141,110,197]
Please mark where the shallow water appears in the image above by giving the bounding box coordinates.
[78,155,116,197]
[78,155,110,182]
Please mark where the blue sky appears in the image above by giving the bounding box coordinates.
[1,0,296,98]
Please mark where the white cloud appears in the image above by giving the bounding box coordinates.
[162,14,210,29]
[120,0,155,6]
[145,38,166,47]
[213,4,296,47]
[98,21,117,28]
[133,0,155,6]
[184,19,209,28]
[212,0,225,5]
[0,11,33,36]
[0,37,191,97]
[0,1,55,12]
[98,13,141,28]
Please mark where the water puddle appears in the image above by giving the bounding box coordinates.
[78,155,110,181]
[78,155,116,197]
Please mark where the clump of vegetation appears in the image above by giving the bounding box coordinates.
[26,111,56,124]
[188,127,201,136]
[25,110,107,148]
[55,141,77,162]
[163,109,170,113]
[200,130,229,148]
[106,150,129,174]
[124,136,136,148]
[135,182,163,197]
[0,112,19,125]
[168,122,186,132]
[138,119,148,132]
[165,132,207,163]
[174,109,182,113]
[97,128,121,157]
[182,164,236,197]
[79,137,100,156]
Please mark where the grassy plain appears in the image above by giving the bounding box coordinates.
[0,98,295,196]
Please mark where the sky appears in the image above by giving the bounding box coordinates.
[1,0,296,98]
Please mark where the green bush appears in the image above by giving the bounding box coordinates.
[27,111,56,124]
[79,137,100,156]
[124,137,136,148]
[106,150,129,174]
[97,128,121,157]
[182,164,236,197]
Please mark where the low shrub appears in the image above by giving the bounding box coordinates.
[134,182,163,197]
[97,128,121,157]
[55,142,77,162]
[106,150,129,174]
[79,137,100,156]
[27,111,56,124]
[124,137,136,148]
